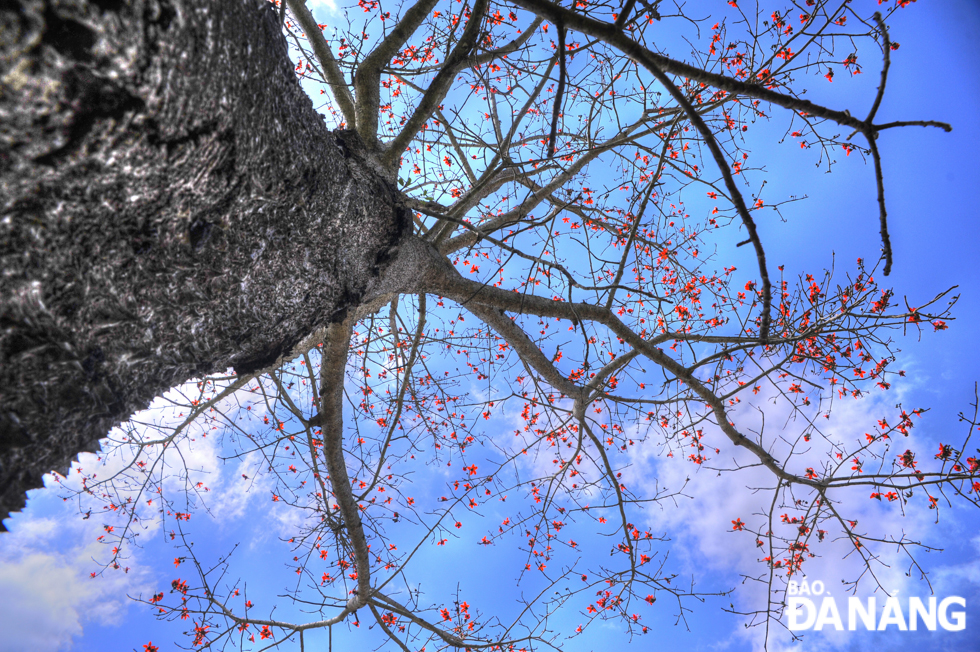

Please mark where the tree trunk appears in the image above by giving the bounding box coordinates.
[0,0,410,527]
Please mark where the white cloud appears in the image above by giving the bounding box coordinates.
[0,373,258,651]
[308,0,338,15]
[929,533,980,601]
[0,514,152,652]
[613,375,961,652]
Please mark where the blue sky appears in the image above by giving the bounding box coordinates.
[2,1,979,651]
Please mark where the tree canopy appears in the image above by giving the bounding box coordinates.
[2,0,978,650]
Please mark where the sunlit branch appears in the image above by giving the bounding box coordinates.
[637,58,773,341]
[432,212,667,302]
[381,0,491,169]
[286,0,357,128]
[355,0,442,145]
[462,301,582,398]
[369,603,413,652]
[484,51,559,170]
[603,125,675,310]
[379,16,543,79]
[434,107,478,183]
[368,592,466,647]
[574,401,634,564]
[507,0,864,131]
[421,257,819,489]
[300,350,341,527]
[318,319,373,606]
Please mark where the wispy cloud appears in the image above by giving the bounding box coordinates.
[615,373,964,651]
[307,0,338,14]
[0,511,153,652]
[0,374,258,651]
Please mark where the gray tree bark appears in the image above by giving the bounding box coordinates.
[0,0,410,527]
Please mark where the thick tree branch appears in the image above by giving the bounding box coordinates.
[318,319,374,606]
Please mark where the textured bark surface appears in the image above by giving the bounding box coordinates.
[0,0,409,527]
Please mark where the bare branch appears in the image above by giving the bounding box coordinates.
[286,0,357,128]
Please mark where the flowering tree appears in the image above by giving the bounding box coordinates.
[4,0,978,649]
